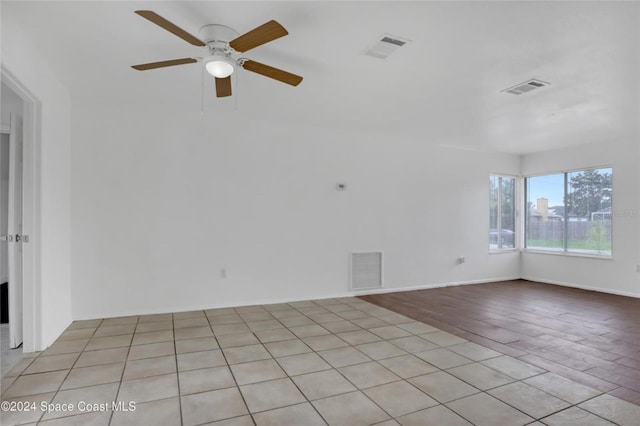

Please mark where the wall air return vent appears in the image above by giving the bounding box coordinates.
[363,34,411,59]
[502,79,550,95]
[350,252,383,290]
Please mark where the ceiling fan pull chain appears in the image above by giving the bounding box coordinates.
[200,60,205,114]
[234,70,239,111]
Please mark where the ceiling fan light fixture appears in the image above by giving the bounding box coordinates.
[205,56,235,78]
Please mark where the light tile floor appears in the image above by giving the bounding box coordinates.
[2,297,640,425]
[1,323,24,378]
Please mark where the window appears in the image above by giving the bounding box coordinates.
[525,167,612,256]
[490,175,516,250]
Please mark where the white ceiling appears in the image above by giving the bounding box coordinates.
[3,1,639,154]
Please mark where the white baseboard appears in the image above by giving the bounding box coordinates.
[72,277,520,321]
[73,291,358,321]
[73,275,636,321]
[352,276,521,296]
[521,276,640,299]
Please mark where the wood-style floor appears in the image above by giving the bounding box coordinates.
[360,279,640,406]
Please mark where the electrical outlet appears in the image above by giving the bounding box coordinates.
[220,268,227,278]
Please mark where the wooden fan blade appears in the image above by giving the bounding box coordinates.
[242,60,303,86]
[215,77,232,97]
[131,58,197,71]
[229,20,288,53]
[135,10,206,47]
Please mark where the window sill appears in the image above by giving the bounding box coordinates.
[522,249,613,260]
[489,249,518,254]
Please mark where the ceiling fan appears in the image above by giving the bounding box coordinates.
[131,10,303,97]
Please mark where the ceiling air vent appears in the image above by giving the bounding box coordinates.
[363,34,411,59]
[502,79,550,95]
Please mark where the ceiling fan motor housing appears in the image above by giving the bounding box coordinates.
[199,24,239,50]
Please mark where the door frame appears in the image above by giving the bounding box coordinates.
[2,67,42,353]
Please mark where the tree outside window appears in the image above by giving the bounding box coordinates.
[526,167,612,256]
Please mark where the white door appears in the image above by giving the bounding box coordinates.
[8,113,23,348]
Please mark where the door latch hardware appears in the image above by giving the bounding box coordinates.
[0,235,14,242]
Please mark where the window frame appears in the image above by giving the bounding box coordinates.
[524,166,613,258]
[489,173,518,253]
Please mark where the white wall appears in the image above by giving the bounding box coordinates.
[1,17,73,349]
[70,103,520,319]
[521,139,640,297]
[1,82,23,127]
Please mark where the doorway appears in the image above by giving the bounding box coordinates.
[0,70,39,375]
[1,84,25,375]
